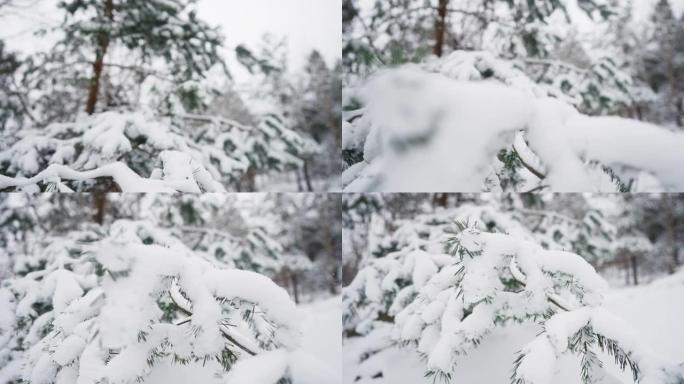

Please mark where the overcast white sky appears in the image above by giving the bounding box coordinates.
[0,0,341,73]
[198,0,341,71]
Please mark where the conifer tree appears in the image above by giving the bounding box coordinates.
[0,220,301,383]
[0,41,22,134]
[344,220,682,383]
[0,194,336,383]
[646,0,684,126]
[293,51,342,190]
[58,0,224,114]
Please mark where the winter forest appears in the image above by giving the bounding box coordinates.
[342,193,684,383]
[3,0,684,384]
[342,0,684,192]
[0,0,341,192]
[0,193,342,383]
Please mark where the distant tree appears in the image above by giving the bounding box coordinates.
[645,0,684,126]
[293,51,342,190]
[58,0,224,114]
[0,41,23,134]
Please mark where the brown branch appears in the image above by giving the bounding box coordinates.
[512,143,547,180]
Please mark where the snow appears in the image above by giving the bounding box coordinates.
[537,250,609,295]
[564,116,684,190]
[515,336,557,384]
[142,296,342,384]
[145,360,225,384]
[343,51,684,192]
[343,217,681,383]
[0,162,189,193]
[409,250,438,289]
[0,108,316,192]
[297,298,343,383]
[204,268,301,341]
[420,301,445,324]
[49,270,85,313]
[0,218,334,383]
[52,335,86,366]
[344,271,684,384]
[226,349,289,384]
[353,66,532,192]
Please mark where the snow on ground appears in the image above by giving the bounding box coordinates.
[299,296,343,384]
[343,274,684,384]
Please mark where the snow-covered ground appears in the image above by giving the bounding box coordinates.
[299,297,343,383]
[343,273,684,384]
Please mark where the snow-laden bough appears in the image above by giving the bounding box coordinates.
[343,209,683,384]
[0,220,306,384]
[343,51,684,192]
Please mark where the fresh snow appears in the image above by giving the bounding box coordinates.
[343,271,684,384]
[343,51,684,192]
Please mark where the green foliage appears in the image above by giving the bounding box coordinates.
[57,0,225,112]
[596,333,640,382]
[496,149,525,192]
[511,325,643,384]
[425,369,452,384]
[235,45,280,75]
[0,40,23,131]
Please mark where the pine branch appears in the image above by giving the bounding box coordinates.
[596,334,640,382]
[168,279,259,357]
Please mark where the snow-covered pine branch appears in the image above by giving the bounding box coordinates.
[0,110,317,192]
[342,202,615,336]
[342,51,684,192]
[0,219,314,383]
[392,226,680,384]
[342,199,683,383]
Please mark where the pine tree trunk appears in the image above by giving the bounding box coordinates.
[676,95,683,128]
[85,0,114,115]
[624,255,630,285]
[433,193,448,208]
[630,254,639,285]
[295,169,304,192]
[322,202,339,294]
[433,0,449,57]
[635,104,643,121]
[92,192,107,225]
[662,195,679,274]
[303,160,314,192]
[665,196,680,273]
[290,272,300,304]
[239,167,256,191]
[665,27,682,127]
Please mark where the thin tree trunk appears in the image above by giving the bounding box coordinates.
[303,160,313,192]
[434,0,449,57]
[85,0,114,115]
[240,167,256,191]
[630,254,638,285]
[625,255,630,285]
[664,28,682,127]
[322,201,339,294]
[662,195,680,274]
[295,169,304,192]
[635,104,643,121]
[666,196,679,273]
[433,193,448,208]
[92,192,107,225]
[673,218,680,273]
[290,272,300,304]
